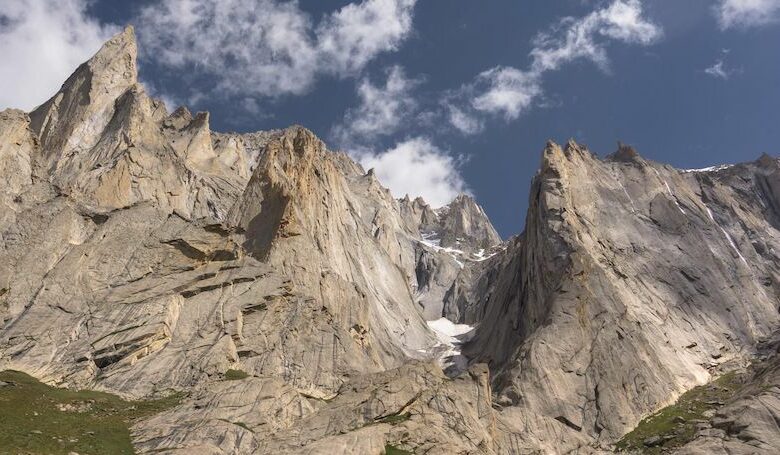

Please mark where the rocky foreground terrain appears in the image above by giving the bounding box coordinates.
[1,27,779,454]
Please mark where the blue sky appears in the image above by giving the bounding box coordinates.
[1,1,779,237]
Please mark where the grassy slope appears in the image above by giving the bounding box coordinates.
[0,370,183,454]
[384,444,413,455]
[615,371,742,453]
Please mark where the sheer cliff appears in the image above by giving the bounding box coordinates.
[465,142,780,453]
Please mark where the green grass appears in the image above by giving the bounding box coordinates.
[615,371,742,453]
[377,412,411,425]
[384,443,413,454]
[0,370,184,454]
[224,369,250,380]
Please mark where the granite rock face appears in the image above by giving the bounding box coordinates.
[0,27,501,454]
[1,27,780,455]
[465,141,780,453]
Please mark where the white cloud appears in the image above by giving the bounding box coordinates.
[0,0,117,110]
[705,60,731,79]
[317,0,417,75]
[358,137,468,207]
[470,67,542,120]
[332,65,418,147]
[447,0,661,129]
[332,69,466,207]
[446,104,483,135]
[715,0,780,29]
[331,68,469,208]
[530,0,661,73]
[137,0,418,99]
[595,0,663,45]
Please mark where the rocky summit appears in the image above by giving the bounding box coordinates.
[1,27,779,455]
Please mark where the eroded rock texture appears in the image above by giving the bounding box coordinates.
[1,27,779,455]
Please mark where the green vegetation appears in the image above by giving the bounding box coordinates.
[615,371,742,453]
[233,421,252,432]
[299,391,337,403]
[384,443,413,454]
[361,410,412,430]
[217,418,254,433]
[224,369,250,380]
[377,411,411,425]
[0,370,184,454]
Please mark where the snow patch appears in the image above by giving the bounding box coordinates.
[426,318,475,374]
[472,248,498,262]
[706,207,748,266]
[420,231,441,248]
[617,180,636,212]
[427,318,474,340]
[418,232,466,268]
[652,168,686,215]
[681,164,733,173]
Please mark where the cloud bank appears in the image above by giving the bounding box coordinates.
[137,0,418,99]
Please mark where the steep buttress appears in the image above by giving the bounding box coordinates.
[465,141,780,452]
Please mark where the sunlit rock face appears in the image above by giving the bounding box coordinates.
[465,141,780,453]
[0,27,503,454]
[1,27,779,454]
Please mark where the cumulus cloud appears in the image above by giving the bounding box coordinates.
[331,69,467,206]
[715,0,780,29]
[0,0,117,110]
[137,0,418,99]
[332,66,419,147]
[317,0,417,75]
[470,67,543,120]
[358,138,468,207]
[448,0,661,129]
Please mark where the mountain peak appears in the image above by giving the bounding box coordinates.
[433,192,502,250]
[606,141,643,163]
[96,25,137,79]
[757,153,779,169]
[64,24,138,97]
[29,26,138,168]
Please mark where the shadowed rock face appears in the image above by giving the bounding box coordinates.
[1,27,779,455]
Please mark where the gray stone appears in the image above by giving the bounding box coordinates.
[643,435,663,447]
